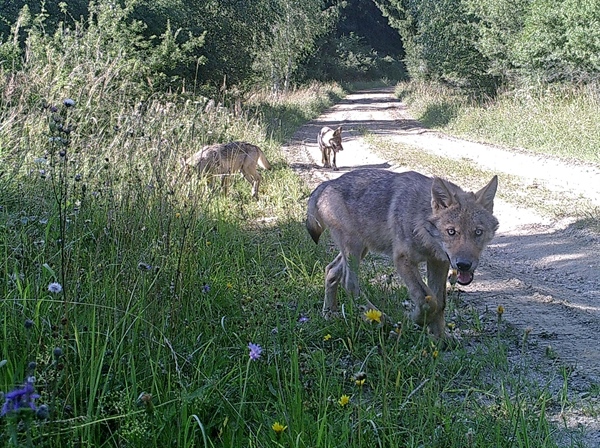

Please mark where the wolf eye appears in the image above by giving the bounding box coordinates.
[447,228,456,236]
[474,229,483,236]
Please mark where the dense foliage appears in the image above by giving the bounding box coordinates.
[374,0,600,90]
[0,0,405,93]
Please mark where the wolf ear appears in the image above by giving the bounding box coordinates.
[475,175,498,213]
[431,177,456,210]
[334,126,342,135]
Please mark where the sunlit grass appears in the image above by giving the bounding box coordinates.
[395,80,600,165]
[0,26,575,445]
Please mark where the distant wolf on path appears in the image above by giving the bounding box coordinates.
[318,126,344,170]
[182,141,271,199]
[306,169,499,337]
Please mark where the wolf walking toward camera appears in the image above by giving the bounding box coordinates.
[318,126,344,170]
[182,141,271,199]
[306,169,499,338]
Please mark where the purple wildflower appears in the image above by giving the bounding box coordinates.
[202,283,210,293]
[248,342,262,361]
[1,379,40,417]
[63,98,75,108]
[298,315,310,324]
[48,282,62,293]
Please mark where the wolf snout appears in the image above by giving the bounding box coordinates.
[452,258,476,285]
[456,260,472,272]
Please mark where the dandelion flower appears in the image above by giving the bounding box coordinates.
[364,308,382,323]
[48,282,62,293]
[272,421,287,435]
[248,342,262,361]
[432,350,439,359]
[497,305,504,315]
[338,394,350,406]
[323,334,332,341]
[226,282,233,289]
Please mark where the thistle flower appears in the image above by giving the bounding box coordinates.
[48,282,62,293]
[1,378,40,417]
[248,342,262,361]
[364,308,382,323]
[338,394,350,406]
[272,421,287,435]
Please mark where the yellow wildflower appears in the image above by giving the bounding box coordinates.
[354,371,367,387]
[497,305,504,315]
[272,421,287,435]
[364,308,382,323]
[323,333,332,341]
[338,394,350,406]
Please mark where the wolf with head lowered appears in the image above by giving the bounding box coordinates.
[318,126,344,170]
[182,141,271,199]
[306,169,499,338]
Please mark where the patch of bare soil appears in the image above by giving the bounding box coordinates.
[282,87,600,446]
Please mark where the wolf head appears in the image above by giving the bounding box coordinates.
[320,126,344,152]
[430,176,499,285]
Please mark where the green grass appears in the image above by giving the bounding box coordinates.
[395,80,600,165]
[0,25,583,443]
[0,84,571,447]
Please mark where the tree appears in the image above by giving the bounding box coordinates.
[254,0,336,92]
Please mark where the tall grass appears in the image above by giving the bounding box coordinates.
[0,8,576,447]
[395,80,600,165]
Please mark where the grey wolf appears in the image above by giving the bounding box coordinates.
[182,141,271,199]
[318,126,344,170]
[306,169,498,337]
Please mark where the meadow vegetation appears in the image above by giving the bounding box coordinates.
[0,2,591,448]
[395,81,600,165]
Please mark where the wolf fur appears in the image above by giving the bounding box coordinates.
[306,169,499,337]
[182,141,271,199]
[318,126,344,170]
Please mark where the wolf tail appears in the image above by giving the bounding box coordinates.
[306,185,326,244]
[257,149,272,170]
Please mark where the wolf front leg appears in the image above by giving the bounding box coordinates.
[394,254,445,338]
[331,149,338,171]
[426,258,450,336]
[321,148,331,168]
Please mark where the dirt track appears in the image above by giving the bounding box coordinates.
[282,87,600,443]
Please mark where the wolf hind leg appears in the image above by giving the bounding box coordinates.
[241,166,261,199]
[324,253,344,314]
